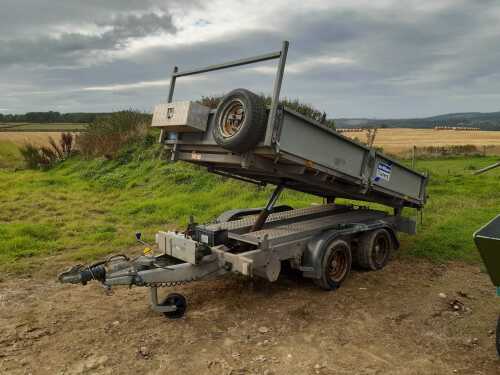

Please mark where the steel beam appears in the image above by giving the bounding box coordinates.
[173,51,282,78]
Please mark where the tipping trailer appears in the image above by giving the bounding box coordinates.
[59,41,428,319]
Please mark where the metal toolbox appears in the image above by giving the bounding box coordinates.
[151,101,210,132]
[156,231,206,264]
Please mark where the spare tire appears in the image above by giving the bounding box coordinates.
[213,88,267,153]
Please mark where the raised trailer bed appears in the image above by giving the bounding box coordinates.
[157,42,426,210]
[59,41,427,319]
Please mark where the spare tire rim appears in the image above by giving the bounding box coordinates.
[373,233,389,266]
[219,99,246,138]
[328,247,349,283]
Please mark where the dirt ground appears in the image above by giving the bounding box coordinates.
[1,258,499,375]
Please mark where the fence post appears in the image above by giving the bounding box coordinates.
[412,145,416,168]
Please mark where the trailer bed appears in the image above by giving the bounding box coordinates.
[247,209,387,242]
[158,41,427,210]
[197,203,411,250]
[167,106,427,208]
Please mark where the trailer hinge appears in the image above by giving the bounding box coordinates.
[271,105,285,152]
[359,148,376,193]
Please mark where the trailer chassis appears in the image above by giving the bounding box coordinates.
[59,183,415,319]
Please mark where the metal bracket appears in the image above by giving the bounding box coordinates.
[149,287,177,313]
[250,183,285,232]
[241,152,255,169]
[359,148,377,194]
[265,41,289,146]
[157,40,289,151]
[271,105,285,153]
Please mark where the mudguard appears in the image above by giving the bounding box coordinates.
[301,223,399,279]
[302,230,344,279]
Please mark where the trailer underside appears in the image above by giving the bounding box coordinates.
[60,200,413,317]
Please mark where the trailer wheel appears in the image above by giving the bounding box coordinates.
[357,229,392,271]
[161,293,187,319]
[213,88,267,153]
[314,239,352,290]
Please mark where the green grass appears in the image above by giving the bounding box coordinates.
[0,122,87,132]
[0,141,499,273]
[0,142,320,273]
[398,157,500,262]
[0,140,23,169]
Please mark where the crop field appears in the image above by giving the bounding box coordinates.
[0,131,74,148]
[343,128,500,155]
[0,123,85,152]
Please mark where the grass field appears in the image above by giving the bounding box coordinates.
[343,128,500,155]
[0,140,23,169]
[0,139,499,274]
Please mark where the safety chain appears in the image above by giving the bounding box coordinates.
[143,280,192,288]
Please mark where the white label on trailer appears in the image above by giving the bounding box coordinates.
[374,161,392,182]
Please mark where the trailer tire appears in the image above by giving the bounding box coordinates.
[314,239,352,291]
[356,229,392,271]
[213,88,267,153]
[161,293,187,319]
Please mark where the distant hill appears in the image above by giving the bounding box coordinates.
[335,111,500,130]
[4,110,500,131]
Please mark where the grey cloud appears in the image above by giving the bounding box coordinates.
[1,1,500,118]
[96,13,177,43]
[0,12,177,67]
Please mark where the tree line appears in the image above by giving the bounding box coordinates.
[0,111,110,123]
[1,97,336,129]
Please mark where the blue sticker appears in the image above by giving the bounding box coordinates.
[374,161,392,182]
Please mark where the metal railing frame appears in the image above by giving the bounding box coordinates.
[159,41,289,145]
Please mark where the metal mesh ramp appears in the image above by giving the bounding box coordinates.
[246,210,387,242]
[203,203,340,232]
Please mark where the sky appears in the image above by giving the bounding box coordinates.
[1,0,500,118]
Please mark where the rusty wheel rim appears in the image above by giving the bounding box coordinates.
[219,99,245,138]
[373,233,389,267]
[327,246,349,283]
